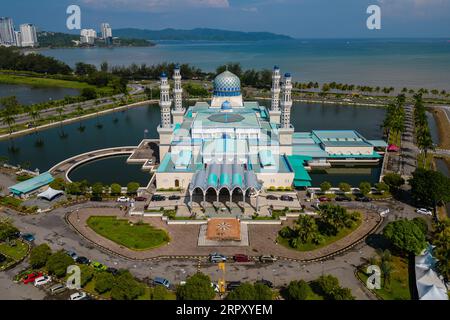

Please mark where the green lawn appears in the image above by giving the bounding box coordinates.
[277,218,362,252]
[0,239,29,269]
[357,255,411,300]
[87,216,170,250]
[0,74,93,90]
[0,196,23,208]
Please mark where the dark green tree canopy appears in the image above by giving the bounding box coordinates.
[410,168,450,208]
[383,219,427,255]
[176,272,215,300]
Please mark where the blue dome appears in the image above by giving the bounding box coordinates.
[221,101,232,111]
[284,73,291,78]
[274,65,280,70]
[160,72,167,78]
[213,71,241,97]
[174,64,180,70]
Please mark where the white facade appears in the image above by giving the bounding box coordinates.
[101,23,112,39]
[14,31,22,47]
[19,24,38,47]
[271,66,281,111]
[159,74,172,128]
[0,17,15,46]
[280,73,293,129]
[80,29,97,45]
[173,66,183,111]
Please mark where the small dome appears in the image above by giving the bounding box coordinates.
[274,65,280,70]
[160,72,167,78]
[221,101,232,111]
[284,72,291,78]
[213,70,241,97]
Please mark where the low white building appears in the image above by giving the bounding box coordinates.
[80,29,97,45]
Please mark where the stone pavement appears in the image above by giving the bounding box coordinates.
[66,207,382,261]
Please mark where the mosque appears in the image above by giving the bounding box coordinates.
[154,66,387,204]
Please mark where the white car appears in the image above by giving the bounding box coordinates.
[117,196,130,203]
[34,275,52,286]
[70,292,87,300]
[211,282,220,293]
[416,208,432,216]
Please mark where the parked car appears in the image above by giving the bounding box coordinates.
[151,195,166,202]
[226,281,241,291]
[318,196,331,202]
[280,195,294,202]
[169,195,181,200]
[22,272,43,284]
[91,261,108,271]
[69,292,87,300]
[210,253,227,263]
[34,275,52,286]
[49,283,67,295]
[134,196,147,202]
[20,233,35,242]
[117,196,130,203]
[256,279,274,288]
[416,208,432,216]
[233,254,251,262]
[259,255,278,263]
[153,277,170,289]
[66,250,78,261]
[355,196,372,202]
[76,256,90,265]
[335,196,352,202]
[211,282,220,293]
[106,267,119,275]
[266,195,278,200]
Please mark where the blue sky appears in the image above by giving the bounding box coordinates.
[1,0,449,38]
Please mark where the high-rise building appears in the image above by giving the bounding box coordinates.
[0,17,16,46]
[80,29,97,45]
[14,31,22,47]
[101,23,113,45]
[19,24,38,47]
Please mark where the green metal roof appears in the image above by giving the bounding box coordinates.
[9,172,54,195]
[208,173,218,187]
[287,155,312,182]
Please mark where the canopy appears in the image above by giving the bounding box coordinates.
[9,172,54,196]
[37,187,64,201]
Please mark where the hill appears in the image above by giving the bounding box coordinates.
[113,28,292,41]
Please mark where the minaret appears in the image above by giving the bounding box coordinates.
[278,72,294,155]
[159,72,172,128]
[269,66,282,124]
[157,72,173,162]
[172,65,185,124]
[271,66,281,111]
[280,73,293,128]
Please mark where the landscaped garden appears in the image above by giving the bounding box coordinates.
[277,204,361,251]
[86,216,170,250]
[0,218,30,270]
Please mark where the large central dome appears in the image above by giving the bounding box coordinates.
[213,70,241,97]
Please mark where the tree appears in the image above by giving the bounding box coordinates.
[29,243,52,268]
[110,271,144,300]
[91,182,104,198]
[338,182,351,193]
[28,106,41,129]
[433,221,450,280]
[375,182,389,194]
[0,218,19,242]
[359,181,371,196]
[126,182,140,195]
[382,173,405,191]
[176,272,215,300]
[314,275,354,300]
[320,181,332,193]
[410,168,450,209]
[81,87,97,100]
[226,283,272,300]
[285,280,312,300]
[110,183,122,196]
[383,219,427,255]
[151,285,174,300]
[79,264,94,287]
[46,251,74,278]
[65,182,81,195]
[49,178,66,191]
[95,272,115,294]
[1,109,16,134]
[293,215,319,244]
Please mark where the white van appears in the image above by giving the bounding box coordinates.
[34,276,52,286]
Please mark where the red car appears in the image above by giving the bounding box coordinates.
[134,197,148,202]
[233,254,251,262]
[318,197,331,202]
[23,272,43,284]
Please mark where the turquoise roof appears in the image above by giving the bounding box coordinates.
[9,172,54,195]
[220,173,230,186]
[259,150,275,167]
[208,173,218,187]
[287,155,312,186]
[232,173,243,187]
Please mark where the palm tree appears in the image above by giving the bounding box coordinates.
[293,215,318,243]
[1,111,16,134]
[56,107,65,124]
[381,260,393,287]
[28,107,40,132]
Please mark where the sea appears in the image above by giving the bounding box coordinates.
[36,38,450,90]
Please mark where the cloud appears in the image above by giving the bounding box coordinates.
[82,0,230,12]
[377,0,450,16]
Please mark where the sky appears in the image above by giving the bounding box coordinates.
[1,0,450,38]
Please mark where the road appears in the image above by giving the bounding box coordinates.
[0,196,427,300]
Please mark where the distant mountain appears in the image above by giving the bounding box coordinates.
[114,28,292,41]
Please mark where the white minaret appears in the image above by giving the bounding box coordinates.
[159,72,172,128]
[173,65,183,111]
[271,66,281,111]
[280,73,293,129]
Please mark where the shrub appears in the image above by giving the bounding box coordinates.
[95,272,115,294]
[285,280,312,300]
[176,272,215,300]
[320,181,332,192]
[46,251,74,278]
[110,271,144,300]
[29,243,51,268]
